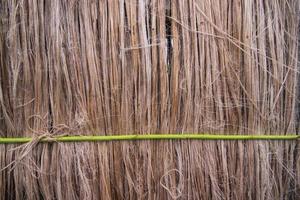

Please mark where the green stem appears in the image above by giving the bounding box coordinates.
[0,134,299,144]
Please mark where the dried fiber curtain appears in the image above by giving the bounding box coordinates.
[0,0,300,199]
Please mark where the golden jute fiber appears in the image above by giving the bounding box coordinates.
[0,0,300,199]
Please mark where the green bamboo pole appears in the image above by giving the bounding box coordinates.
[0,134,299,144]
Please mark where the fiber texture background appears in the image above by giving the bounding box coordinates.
[0,0,299,199]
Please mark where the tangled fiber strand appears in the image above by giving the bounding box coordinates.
[0,0,300,199]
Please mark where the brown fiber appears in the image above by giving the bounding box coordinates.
[0,0,300,199]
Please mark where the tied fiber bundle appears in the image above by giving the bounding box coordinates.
[0,0,300,199]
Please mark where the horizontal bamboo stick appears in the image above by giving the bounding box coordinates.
[0,134,299,144]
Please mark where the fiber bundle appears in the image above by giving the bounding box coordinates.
[0,0,299,199]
